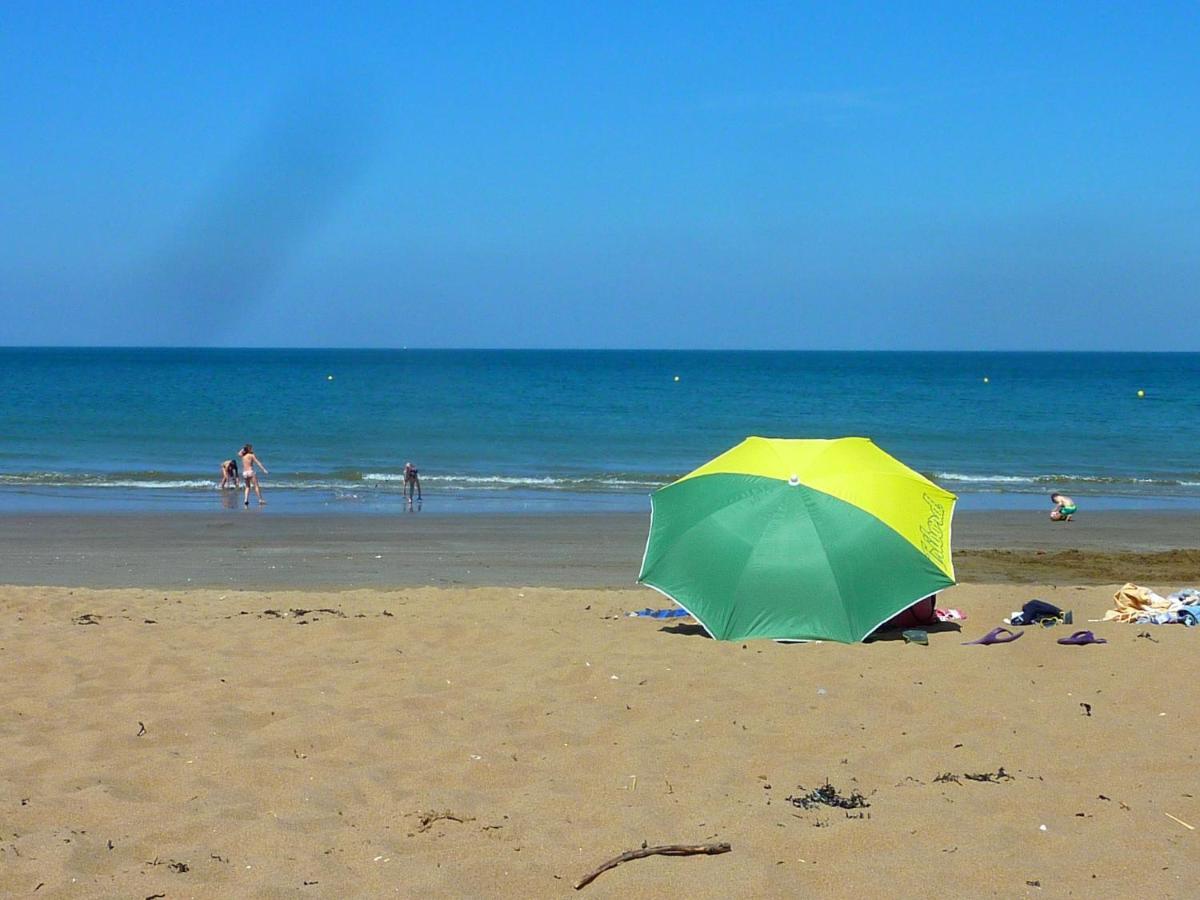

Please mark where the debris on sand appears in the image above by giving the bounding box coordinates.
[963,768,1013,783]
[261,608,347,622]
[574,842,731,890]
[785,781,870,810]
[936,768,1014,785]
[412,810,475,833]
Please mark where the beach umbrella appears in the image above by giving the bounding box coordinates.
[637,437,956,643]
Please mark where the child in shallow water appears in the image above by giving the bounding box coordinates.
[218,459,240,490]
[1050,492,1076,521]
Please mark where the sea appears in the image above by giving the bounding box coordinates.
[0,348,1197,515]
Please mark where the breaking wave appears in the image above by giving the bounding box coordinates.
[934,472,1200,490]
[1,468,1196,496]
[0,470,673,493]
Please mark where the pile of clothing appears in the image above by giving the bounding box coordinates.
[1103,583,1200,626]
[1004,599,1072,627]
[880,595,965,629]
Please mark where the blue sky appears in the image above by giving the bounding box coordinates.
[1,2,1197,349]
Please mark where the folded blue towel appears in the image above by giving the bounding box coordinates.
[628,608,690,619]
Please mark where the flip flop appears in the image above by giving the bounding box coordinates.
[1057,630,1107,646]
[962,627,1024,646]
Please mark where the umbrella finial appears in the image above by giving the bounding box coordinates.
[788,474,800,486]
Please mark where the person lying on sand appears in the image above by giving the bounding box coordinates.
[1050,492,1076,521]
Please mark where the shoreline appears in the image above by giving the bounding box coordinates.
[1,509,1196,589]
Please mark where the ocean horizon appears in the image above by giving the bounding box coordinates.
[1,347,1197,514]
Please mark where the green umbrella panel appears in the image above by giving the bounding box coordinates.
[638,471,955,643]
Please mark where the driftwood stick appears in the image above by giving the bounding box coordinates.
[574,842,731,890]
[1165,812,1196,830]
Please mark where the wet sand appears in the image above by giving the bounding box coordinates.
[1,510,1197,588]
[2,582,1199,898]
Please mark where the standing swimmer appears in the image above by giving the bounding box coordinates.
[239,444,269,507]
[403,461,422,507]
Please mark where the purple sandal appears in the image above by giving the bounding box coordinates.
[962,627,1024,646]
[1057,630,1107,646]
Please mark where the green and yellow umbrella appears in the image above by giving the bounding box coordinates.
[637,437,956,643]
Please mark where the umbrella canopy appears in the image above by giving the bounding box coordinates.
[637,437,956,643]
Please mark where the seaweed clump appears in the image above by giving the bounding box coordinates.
[785,781,870,810]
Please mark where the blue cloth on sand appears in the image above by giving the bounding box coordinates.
[629,608,689,619]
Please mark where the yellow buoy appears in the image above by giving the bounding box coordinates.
[1137,389,1145,398]
[327,375,334,381]
[673,375,680,382]
[983,376,989,384]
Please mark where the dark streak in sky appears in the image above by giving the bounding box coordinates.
[137,80,377,340]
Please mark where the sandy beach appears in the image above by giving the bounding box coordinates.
[3,581,1199,898]
[1,512,1198,897]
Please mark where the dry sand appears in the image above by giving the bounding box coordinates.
[3,580,1199,898]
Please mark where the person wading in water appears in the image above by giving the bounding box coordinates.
[403,461,422,508]
[239,444,269,507]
